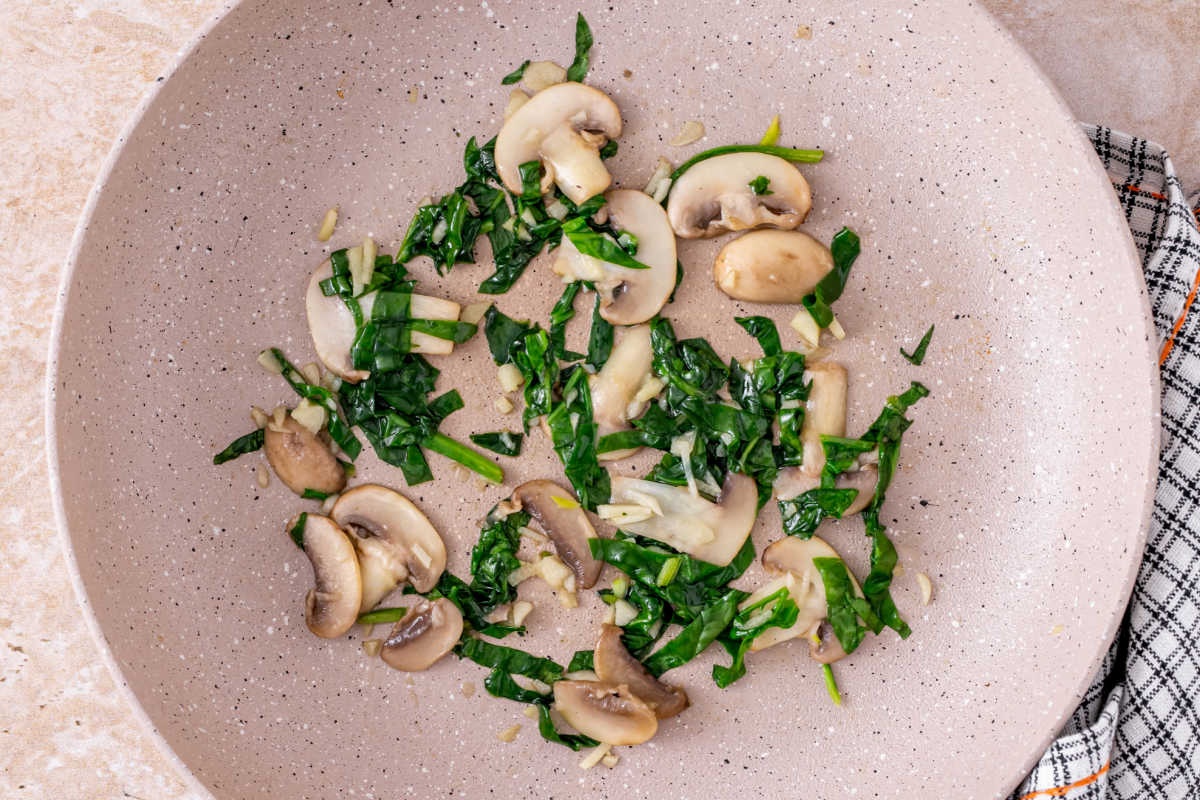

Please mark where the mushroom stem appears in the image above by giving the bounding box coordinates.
[801,361,848,475]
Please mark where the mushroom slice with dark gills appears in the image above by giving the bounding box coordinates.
[512,480,603,589]
[552,680,658,745]
[593,624,688,718]
[289,513,362,639]
[379,598,463,671]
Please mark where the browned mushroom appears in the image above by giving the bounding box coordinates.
[552,680,658,745]
[289,513,362,639]
[593,624,688,718]
[330,484,447,607]
[264,413,347,496]
[513,480,602,589]
[774,463,879,517]
[379,598,463,671]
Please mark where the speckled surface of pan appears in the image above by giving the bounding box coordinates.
[47,0,1159,797]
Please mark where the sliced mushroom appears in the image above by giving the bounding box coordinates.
[494,82,622,204]
[552,190,677,325]
[264,413,347,496]
[589,324,654,460]
[713,229,834,303]
[594,624,688,718]
[306,259,463,383]
[666,152,812,239]
[291,513,362,639]
[379,598,463,671]
[775,463,878,518]
[743,535,860,660]
[801,361,848,475]
[552,680,658,745]
[330,484,447,607]
[607,472,758,566]
[513,480,602,589]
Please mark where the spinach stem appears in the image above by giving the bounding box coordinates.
[822,663,842,706]
[424,432,503,484]
[668,144,824,182]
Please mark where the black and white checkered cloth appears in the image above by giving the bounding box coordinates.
[1010,126,1200,799]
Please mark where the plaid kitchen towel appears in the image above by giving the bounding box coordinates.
[1010,126,1200,799]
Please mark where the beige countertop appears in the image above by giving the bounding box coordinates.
[1,1,1195,796]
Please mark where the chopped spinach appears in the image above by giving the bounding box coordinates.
[501,60,529,85]
[585,292,613,370]
[748,175,772,195]
[642,589,745,676]
[561,217,653,270]
[546,366,610,509]
[549,282,586,361]
[288,512,307,548]
[566,650,595,672]
[469,431,524,456]
[270,348,362,460]
[212,429,264,465]
[356,607,409,625]
[565,13,593,83]
[301,488,330,501]
[802,227,859,328]
[900,324,935,365]
[712,586,800,688]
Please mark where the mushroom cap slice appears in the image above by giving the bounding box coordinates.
[513,480,602,589]
[552,680,658,745]
[594,624,688,718]
[666,152,812,238]
[293,514,362,639]
[713,229,834,303]
[607,472,758,566]
[590,324,653,458]
[379,598,463,671]
[330,484,447,600]
[775,464,878,518]
[744,535,860,657]
[264,414,347,496]
[306,260,463,383]
[553,190,677,325]
[494,82,622,204]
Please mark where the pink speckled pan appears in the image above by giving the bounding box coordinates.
[47,1,1159,798]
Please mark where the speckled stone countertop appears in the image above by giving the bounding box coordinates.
[0,1,1194,796]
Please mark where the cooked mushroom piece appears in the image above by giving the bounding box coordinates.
[306,259,463,383]
[743,535,860,660]
[552,190,677,325]
[589,324,654,460]
[330,484,447,608]
[775,463,878,518]
[494,82,622,204]
[666,152,812,238]
[801,361,848,475]
[594,624,688,718]
[607,472,758,566]
[264,412,347,496]
[552,680,658,745]
[379,598,463,671]
[291,513,362,639]
[713,229,834,303]
[513,480,602,589]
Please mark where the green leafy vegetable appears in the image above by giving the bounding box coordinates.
[565,13,593,83]
[599,140,618,159]
[642,589,745,676]
[561,217,653,270]
[301,488,330,501]
[356,607,409,625]
[469,431,524,456]
[811,557,878,653]
[549,282,586,361]
[712,586,800,688]
[288,513,307,548]
[823,663,842,705]
[900,324,935,365]
[467,509,529,613]
[802,227,860,328]
[779,487,860,537]
[270,348,362,460]
[213,429,264,465]
[501,60,530,85]
[748,175,772,195]
[566,650,595,672]
[546,367,610,509]
[585,292,613,370]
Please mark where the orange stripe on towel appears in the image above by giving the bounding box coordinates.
[1019,761,1110,799]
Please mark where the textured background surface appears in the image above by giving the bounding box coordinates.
[0,1,1194,797]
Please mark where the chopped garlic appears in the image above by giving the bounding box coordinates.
[496,724,522,743]
[362,639,382,657]
[671,431,700,497]
[316,206,338,242]
[545,198,569,220]
[523,60,566,92]
[256,463,270,489]
[511,600,534,626]
[494,396,515,414]
[250,406,269,429]
[827,315,847,340]
[518,525,549,545]
[460,681,476,697]
[267,405,289,432]
[320,493,339,514]
[579,743,612,769]
[257,349,283,374]
[504,88,530,119]
[291,398,327,434]
[790,308,822,350]
[601,752,620,768]
[356,235,377,295]
[643,156,673,203]
[484,604,511,624]
[300,361,322,386]
[668,120,706,147]
[597,504,654,525]
[411,543,433,569]
[624,489,664,516]
[613,598,638,627]
[916,572,933,605]
[633,375,666,405]
[498,363,525,392]
[460,301,492,325]
[523,706,539,719]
